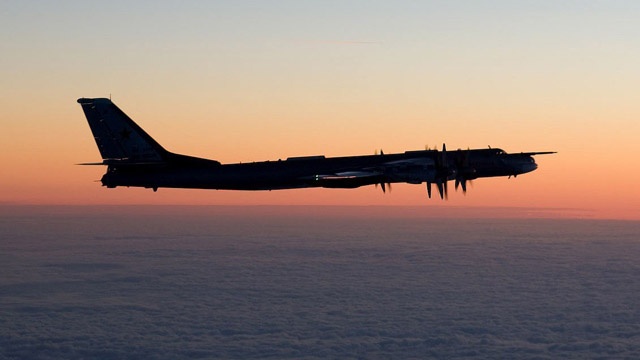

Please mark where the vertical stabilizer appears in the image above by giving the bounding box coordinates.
[77,98,168,163]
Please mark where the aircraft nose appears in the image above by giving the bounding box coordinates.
[521,162,537,174]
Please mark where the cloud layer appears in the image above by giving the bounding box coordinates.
[1,208,640,359]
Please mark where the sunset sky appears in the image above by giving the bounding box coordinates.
[1,1,639,219]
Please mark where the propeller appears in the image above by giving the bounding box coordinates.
[454,178,468,193]
[375,182,392,193]
[453,149,476,195]
[426,143,454,199]
[425,181,449,200]
[374,148,391,193]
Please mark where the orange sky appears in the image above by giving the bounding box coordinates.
[1,2,639,220]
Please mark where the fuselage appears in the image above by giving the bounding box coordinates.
[101,148,539,191]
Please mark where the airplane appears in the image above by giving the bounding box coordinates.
[77,98,555,199]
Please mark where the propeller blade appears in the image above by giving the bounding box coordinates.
[426,182,432,198]
[444,180,449,200]
[455,178,460,191]
[461,179,467,194]
[441,143,448,167]
[436,181,444,200]
[381,182,386,193]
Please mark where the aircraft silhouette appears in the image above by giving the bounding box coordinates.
[78,98,555,199]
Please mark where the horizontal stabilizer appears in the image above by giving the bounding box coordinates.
[77,160,168,166]
[77,162,108,166]
[519,151,557,156]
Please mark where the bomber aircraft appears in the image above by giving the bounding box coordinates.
[78,98,555,199]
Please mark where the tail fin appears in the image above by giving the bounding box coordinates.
[77,98,168,164]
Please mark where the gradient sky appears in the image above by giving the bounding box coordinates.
[1,1,639,219]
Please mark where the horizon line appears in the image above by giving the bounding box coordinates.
[3,203,635,221]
